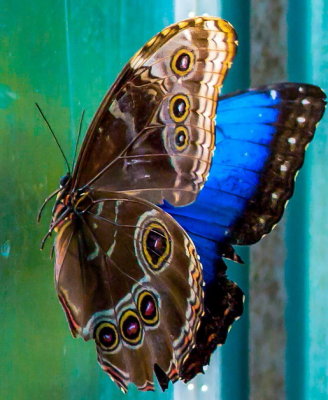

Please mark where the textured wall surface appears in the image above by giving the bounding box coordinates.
[251,1,287,85]
[250,1,287,400]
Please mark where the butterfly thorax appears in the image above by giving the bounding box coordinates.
[52,175,92,233]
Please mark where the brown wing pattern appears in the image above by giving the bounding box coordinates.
[55,191,203,391]
[73,17,237,206]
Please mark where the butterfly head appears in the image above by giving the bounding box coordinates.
[59,172,71,189]
[41,172,75,240]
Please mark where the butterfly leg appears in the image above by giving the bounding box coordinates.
[37,187,61,222]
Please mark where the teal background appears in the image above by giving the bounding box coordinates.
[0,0,327,399]
[286,0,328,399]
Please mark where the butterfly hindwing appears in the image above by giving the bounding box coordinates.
[73,17,237,206]
[55,191,203,391]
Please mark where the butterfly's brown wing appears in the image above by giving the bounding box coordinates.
[72,17,237,206]
[55,191,203,392]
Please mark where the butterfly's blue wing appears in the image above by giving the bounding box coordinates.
[162,82,325,381]
[163,83,326,283]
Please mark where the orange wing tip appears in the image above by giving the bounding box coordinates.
[178,20,189,29]
[101,363,129,393]
[139,381,155,392]
[167,365,179,380]
[58,294,80,337]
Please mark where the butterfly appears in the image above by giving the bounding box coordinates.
[39,17,326,392]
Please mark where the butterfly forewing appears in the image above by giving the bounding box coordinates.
[72,17,237,206]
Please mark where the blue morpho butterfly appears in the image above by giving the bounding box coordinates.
[38,17,326,392]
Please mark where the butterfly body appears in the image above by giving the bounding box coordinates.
[41,16,326,392]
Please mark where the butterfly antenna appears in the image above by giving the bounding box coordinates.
[35,103,71,174]
[50,244,55,259]
[72,109,85,170]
